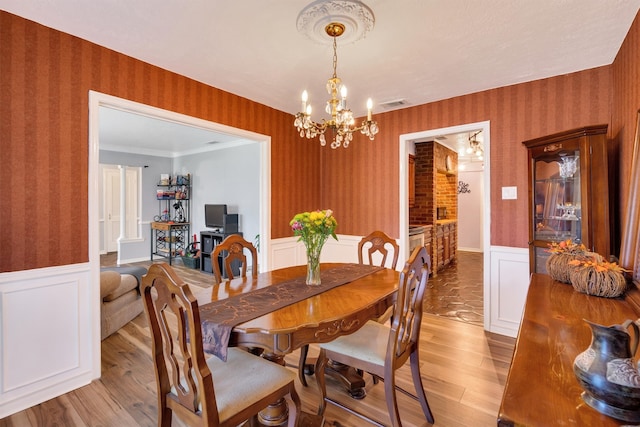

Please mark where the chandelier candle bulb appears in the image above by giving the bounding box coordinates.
[301,90,308,111]
[367,98,373,121]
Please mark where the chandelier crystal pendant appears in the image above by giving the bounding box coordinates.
[294,22,379,149]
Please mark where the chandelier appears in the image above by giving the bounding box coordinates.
[294,22,379,149]
[467,131,484,160]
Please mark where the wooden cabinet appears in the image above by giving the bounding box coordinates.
[423,225,433,269]
[435,220,456,272]
[408,154,415,208]
[522,125,613,274]
[499,274,639,426]
[200,216,240,278]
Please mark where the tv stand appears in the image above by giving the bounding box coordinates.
[200,230,243,278]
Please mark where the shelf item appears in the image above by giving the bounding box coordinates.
[523,125,613,274]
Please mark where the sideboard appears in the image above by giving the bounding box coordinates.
[498,274,640,426]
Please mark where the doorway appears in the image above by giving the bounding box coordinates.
[87,91,272,367]
[399,120,491,329]
[89,91,271,269]
[101,164,141,256]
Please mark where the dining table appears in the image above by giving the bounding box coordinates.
[190,262,400,427]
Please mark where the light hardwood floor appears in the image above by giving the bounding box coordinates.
[0,259,515,427]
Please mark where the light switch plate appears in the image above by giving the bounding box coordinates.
[502,186,517,200]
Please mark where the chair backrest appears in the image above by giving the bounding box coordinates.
[211,234,258,284]
[358,230,400,270]
[141,262,220,425]
[388,246,431,369]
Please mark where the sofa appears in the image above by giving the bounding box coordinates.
[100,266,146,340]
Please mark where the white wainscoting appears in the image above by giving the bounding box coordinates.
[270,235,390,270]
[0,263,96,418]
[486,246,531,337]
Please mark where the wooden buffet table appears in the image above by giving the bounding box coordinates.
[191,263,399,427]
[498,273,639,426]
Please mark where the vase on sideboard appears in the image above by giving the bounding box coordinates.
[573,319,640,422]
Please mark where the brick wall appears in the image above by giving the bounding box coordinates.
[409,142,458,224]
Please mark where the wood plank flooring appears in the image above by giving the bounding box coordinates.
[1,256,515,427]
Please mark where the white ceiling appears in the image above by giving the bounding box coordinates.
[2,0,639,157]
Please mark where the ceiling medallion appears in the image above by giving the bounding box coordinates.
[297,0,375,45]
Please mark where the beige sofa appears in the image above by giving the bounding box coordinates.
[100,267,145,340]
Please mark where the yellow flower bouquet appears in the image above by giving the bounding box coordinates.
[290,209,338,285]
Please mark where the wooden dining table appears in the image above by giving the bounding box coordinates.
[190,262,399,427]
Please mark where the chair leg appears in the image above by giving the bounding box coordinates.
[410,350,434,424]
[286,384,301,427]
[315,349,330,416]
[298,344,309,387]
[384,370,403,427]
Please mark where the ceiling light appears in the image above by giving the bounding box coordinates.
[294,3,379,149]
[468,130,483,158]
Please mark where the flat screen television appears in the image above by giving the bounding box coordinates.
[204,204,227,229]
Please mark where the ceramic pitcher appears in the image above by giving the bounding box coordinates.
[573,319,640,422]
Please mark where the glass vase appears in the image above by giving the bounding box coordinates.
[306,252,321,285]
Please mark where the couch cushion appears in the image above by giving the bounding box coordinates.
[103,273,139,302]
[100,271,121,299]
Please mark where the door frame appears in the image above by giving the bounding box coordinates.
[399,120,491,329]
[88,91,271,371]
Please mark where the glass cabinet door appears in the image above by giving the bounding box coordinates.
[533,152,581,244]
[531,146,582,272]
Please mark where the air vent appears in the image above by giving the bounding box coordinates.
[379,99,408,109]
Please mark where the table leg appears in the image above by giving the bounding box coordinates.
[259,353,324,427]
[303,357,367,399]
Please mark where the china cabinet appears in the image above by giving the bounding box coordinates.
[523,125,612,274]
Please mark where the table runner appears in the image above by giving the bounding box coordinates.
[199,263,383,361]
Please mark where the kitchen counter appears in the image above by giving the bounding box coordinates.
[435,219,457,225]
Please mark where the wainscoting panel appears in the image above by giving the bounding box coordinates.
[0,264,95,418]
[270,235,371,270]
[487,246,531,337]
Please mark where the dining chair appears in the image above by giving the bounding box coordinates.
[211,234,258,284]
[141,262,301,427]
[297,230,400,386]
[358,230,400,270]
[314,246,435,427]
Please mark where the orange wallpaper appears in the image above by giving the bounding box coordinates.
[322,67,611,247]
[0,11,317,272]
[2,9,639,273]
[612,12,640,217]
